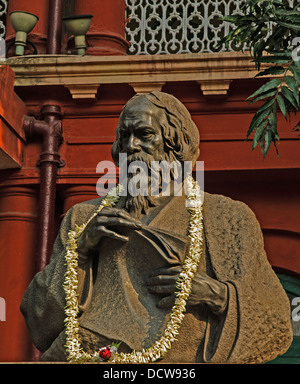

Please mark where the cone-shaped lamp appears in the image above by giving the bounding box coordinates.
[9,11,39,56]
[63,14,93,56]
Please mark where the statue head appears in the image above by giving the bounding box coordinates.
[111,91,200,218]
[111,91,200,168]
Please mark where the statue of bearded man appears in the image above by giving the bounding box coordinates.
[21,91,292,363]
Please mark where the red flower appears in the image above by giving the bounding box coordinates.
[99,347,111,360]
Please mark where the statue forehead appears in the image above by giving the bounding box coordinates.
[121,96,163,120]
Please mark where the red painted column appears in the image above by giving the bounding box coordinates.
[60,185,99,215]
[5,0,49,56]
[0,66,26,169]
[73,0,129,55]
[0,186,39,362]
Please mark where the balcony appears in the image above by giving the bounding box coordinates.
[125,0,297,55]
[1,0,297,53]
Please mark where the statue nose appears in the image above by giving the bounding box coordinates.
[126,134,140,153]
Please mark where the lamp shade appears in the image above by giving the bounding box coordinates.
[10,11,39,34]
[62,14,93,37]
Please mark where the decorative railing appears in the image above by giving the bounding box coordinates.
[125,0,246,55]
[0,0,7,38]
[125,0,297,55]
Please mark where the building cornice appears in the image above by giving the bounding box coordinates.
[4,51,260,99]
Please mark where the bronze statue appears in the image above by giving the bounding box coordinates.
[21,91,292,363]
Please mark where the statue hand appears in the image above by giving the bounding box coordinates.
[77,207,142,261]
[146,265,183,309]
[147,266,228,315]
[189,273,228,315]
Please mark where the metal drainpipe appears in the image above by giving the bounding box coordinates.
[23,105,64,273]
[47,0,64,54]
[23,105,64,361]
[29,0,64,267]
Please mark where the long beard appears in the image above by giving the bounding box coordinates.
[118,152,174,219]
[119,190,157,219]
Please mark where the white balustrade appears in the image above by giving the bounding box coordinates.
[0,0,7,38]
[125,0,298,55]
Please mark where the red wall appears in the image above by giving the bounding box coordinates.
[0,78,299,362]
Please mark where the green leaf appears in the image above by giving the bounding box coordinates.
[259,98,276,112]
[254,65,285,77]
[252,120,267,149]
[272,0,285,5]
[274,9,300,16]
[273,139,279,157]
[246,107,270,139]
[237,27,252,43]
[222,15,240,23]
[263,129,272,159]
[250,90,277,104]
[247,78,281,100]
[233,27,242,37]
[281,85,299,109]
[284,15,300,23]
[289,64,300,86]
[253,39,267,58]
[264,27,288,51]
[269,103,278,136]
[255,56,291,64]
[276,94,287,119]
[294,58,300,73]
[277,21,300,31]
[264,50,292,57]
[284,75,300,105]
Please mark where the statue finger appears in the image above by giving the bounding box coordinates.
[147,284,175,295]
[147,274,178,286]
[149,265,182,277]
[157,295,176,309]
[98,207,137,221]
[96,216,142,229]
[96,225,129,242]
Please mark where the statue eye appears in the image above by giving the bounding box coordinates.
[140,131,154,140]
[120,130,129,138]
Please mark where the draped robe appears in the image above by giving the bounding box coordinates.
[20,192,293,363]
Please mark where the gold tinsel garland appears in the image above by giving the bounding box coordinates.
[63,176,204,363]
